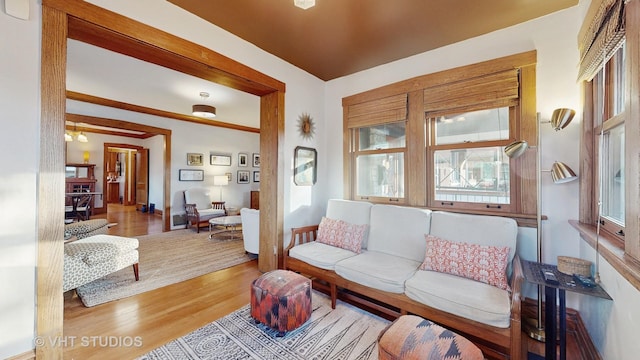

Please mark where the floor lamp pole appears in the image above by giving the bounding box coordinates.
[532,112,545,341]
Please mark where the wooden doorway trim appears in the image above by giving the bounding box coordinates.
[103,143,145,209]
[40,0,285,357]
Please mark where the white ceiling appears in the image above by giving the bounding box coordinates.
[66,40,261,129]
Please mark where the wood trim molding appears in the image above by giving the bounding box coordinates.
[67,91,260,134]
[40,1,286,358]
[570,220,640,292]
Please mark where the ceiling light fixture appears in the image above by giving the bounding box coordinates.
[65,123,88,143]
[294,0,315,10]
[192,91,216,118]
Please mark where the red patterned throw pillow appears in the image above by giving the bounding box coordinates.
[316,217,367,253]
[420,234,511,290]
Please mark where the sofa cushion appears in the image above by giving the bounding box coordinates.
[367,205,432,262]
[420,234,510,290]
[198,208,227,219]
[317,217,367,253]
[405,270,511,328]
[65,242,119,266]
[289,242,358,270]
[429,211,517,264]
[326,199,372,249]
[335,251,421,293]
[184,188,213,210]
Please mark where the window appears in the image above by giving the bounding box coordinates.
[354,122,406,200]
[591,45,626,240]
[429,107,514,211]
[343,51,536,220]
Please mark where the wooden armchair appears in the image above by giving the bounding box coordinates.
[185,202,227,233]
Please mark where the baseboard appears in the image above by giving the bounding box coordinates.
[522,297,601,360]
[6,349,35,360]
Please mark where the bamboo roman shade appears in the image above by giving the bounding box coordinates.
[423,69,519,118]
[577,0,625,81]
[346,93,407,128]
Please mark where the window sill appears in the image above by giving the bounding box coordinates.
[569,220,640,292]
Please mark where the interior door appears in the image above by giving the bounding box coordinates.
[135,148,149,211]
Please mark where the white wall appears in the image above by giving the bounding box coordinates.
[0,1,39,357]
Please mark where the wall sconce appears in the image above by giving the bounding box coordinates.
[505,108,578,342]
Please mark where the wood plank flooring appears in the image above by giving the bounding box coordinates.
[64,204,585,360]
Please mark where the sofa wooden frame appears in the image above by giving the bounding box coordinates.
[284,225,525,360]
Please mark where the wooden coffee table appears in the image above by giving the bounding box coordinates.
[208,215,242,240]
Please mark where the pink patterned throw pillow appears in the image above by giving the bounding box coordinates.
[316,217,367,253]
[420,234,511,290]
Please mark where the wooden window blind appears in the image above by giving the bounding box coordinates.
[346,93,407,128]
[578,0,625,81]
[423,69,519,118]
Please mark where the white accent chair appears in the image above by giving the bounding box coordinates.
[240,208,259,254]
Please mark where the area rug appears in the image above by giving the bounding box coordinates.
[75,229,255,307]
[137,291,391,360]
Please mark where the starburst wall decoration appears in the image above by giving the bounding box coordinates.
[297,112,315,140]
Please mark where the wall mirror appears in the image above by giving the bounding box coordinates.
[294,146,317,186]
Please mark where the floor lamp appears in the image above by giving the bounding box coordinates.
[213,175,229,201]
[505,108,579,342]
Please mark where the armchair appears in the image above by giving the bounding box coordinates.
[65,219,109,239]
[184,188,227,233]
[240,208,259,254]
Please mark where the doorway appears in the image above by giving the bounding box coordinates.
[40,3,285,357]
[104,144,146,208]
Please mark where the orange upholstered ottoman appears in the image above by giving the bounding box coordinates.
[378,315,483,360]
[250,269,312,335]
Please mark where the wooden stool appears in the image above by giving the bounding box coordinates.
[250,269,312,335]
[378,315,483,360]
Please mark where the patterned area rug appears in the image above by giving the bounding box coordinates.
[75,229,255,307]
[137,291,391,360]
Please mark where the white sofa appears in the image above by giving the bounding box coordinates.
[240,208,259,254]
[285,199,523,359]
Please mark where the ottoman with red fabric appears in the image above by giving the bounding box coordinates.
[250,269,312,335]
[378,315,483,360]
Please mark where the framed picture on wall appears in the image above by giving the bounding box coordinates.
[238,153,248,167]
[252,153,260,167]
[237,170,250,184]
[226,172,232,182]
[179,169,204,181]
[253,171,260,183]
[210,154,232,166]
[187,153,203,166]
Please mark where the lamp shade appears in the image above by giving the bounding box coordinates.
[213,175,229,186]
[77,132,88,143]
[504,140,529,159]
[294,0,315,9]
[550,108,575,131]
[550,161,578,183]
[192,104,216,118]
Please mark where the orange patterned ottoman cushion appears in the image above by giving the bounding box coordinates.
[378,315,483,360]
[250,269,312,335]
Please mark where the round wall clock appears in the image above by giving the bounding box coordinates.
[297,112,315,140]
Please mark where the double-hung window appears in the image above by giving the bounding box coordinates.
[428,107,514,212]
[592,45,626,241]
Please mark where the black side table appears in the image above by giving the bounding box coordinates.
[521,260,611,360]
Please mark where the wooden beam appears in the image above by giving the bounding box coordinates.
[67,91,260,134]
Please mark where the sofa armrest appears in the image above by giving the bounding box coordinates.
[509,254,524,320]
[185,203,200,222]
[64,219,109,239]
[286,225,319,253]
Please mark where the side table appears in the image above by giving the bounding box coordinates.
[521,260,611,360]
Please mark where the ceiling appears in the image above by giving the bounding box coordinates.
[66,0,577,135]
[168,0,577,81]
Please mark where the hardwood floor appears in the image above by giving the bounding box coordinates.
[64,204,262,359]
[63,205,586,360]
